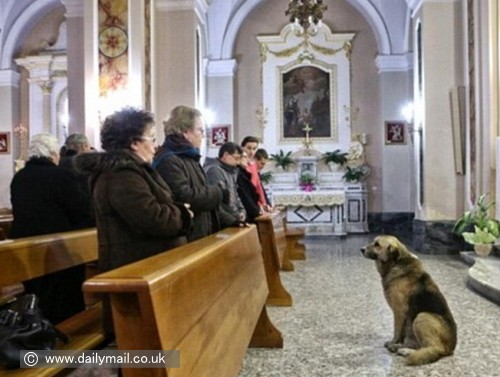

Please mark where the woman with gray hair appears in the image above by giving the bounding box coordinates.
[153,105,233,241]
[9,132,94,323]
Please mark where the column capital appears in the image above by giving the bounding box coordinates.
[156,0,210,16]
[206,59,237,77]
[0,69,21,87]
[375,54,413,73]
[61,0,84,18]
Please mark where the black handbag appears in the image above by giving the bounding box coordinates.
[0,294,68,369]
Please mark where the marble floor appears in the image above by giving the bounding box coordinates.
[238,234,500,377]
[68,234,500,377]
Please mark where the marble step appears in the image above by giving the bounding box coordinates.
[460,251,500,305]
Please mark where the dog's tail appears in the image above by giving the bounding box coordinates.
[405,346,450,366]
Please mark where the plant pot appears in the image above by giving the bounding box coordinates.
[327,162,341,172]
[474,243,493,257]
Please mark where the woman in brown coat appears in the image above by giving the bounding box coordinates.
[76,107,193,272]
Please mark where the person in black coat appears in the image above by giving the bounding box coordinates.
[9,133,94,324]
[237,151,263,223]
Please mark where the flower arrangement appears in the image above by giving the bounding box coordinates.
[299,173,315,192]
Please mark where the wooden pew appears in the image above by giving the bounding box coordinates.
[0,228,106,377]
[255,211,293,306]
[0,214,13,241]
[283,217,306,260]
[84,225,283,377]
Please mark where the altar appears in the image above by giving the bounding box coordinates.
[271,184,368,236]
[265,144,369,236]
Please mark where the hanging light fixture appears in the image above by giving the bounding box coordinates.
[285,0,327,34]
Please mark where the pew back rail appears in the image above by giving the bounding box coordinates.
[0,228,105,377]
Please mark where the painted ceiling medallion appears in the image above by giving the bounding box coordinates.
[99,26,128,58]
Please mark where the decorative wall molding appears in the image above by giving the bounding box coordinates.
[257,24,354,152]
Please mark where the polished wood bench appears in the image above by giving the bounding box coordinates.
[283,218,306,260]
[84,225,283,377]
[0,228,106,377]
[0,214,13,241]
[255,211,293,306]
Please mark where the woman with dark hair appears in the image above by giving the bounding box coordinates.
[153,105,231,241]
[76,107,193,336]
[75,107,193,272]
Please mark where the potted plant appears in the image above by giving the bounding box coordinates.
[342,166,366,183]
[453,194,500,256]
[299,173,315,192]
[260,171,273,185]
[270,150,294,171]
[322,149,348,171]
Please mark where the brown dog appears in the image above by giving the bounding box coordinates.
[361,235,457,365]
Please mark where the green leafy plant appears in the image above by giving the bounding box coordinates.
[462,226,497,245]
[342,166,366,182]
[270,150,294,171]
[299,173,315,191]
[453,194,500,245]
[322,149,349,166]
[260,171,273,185]
[299,173,315,185]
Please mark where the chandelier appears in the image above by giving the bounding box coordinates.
[285,0,327,33]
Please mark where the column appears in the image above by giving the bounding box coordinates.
[61,0,86,134]
[416,2,464,220]
[154,0,202,131]
[41,81,53,133]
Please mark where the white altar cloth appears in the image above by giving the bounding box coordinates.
[272,190,345,207]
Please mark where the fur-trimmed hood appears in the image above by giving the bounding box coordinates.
[75,150,147,176]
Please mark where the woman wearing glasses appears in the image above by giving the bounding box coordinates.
[76,107,193,272]
[76,107,193,336]
[153,105,233,241]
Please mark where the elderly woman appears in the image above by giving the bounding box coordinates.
[76,107,193,336]
[76,107,193,272]
[153,105,232,241]
[10,132,94,323]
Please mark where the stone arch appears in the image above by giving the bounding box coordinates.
[220,0,392,59]
[1,0,62,69]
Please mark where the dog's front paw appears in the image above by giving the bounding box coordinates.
[397,347,414,357]
[384,341,400,353]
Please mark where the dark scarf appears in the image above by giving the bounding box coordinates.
[152,134,201,169]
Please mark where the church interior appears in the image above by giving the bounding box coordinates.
[0,0,500,376]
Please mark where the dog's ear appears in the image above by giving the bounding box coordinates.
[388,244,401,262]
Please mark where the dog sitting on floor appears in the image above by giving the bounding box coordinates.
[360,235,457,365]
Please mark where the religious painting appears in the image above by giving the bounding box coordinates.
[385,121,406,145]
[0,132,10,154]
[211,125,230,147]
[281,65,332,140]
